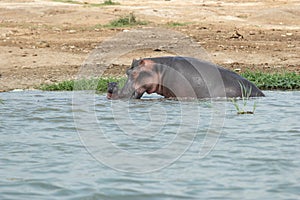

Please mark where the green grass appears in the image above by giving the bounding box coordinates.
[241,71,300,90]
[102,0,120,5]
[104,13,148,27]
[166,21,190,27]
[39,71,300,92]
[52,0,81,4]
[52,0,120,6]
[231,82,257,115]
[39,77,126,92]
[230,71,299,114]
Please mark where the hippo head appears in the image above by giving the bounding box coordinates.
[106,82,119,99]
[117,59,160,99]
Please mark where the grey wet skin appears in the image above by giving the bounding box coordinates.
[106,82,119,99]
[107,82,118,94]
[107,56,265,99]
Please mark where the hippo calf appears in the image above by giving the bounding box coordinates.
[107,56,264,99]
[106,82,119,99]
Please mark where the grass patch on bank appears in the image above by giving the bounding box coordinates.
[241,71,300,90]
[52,0,120,6]
[40,77,126,92]
[102,0,120,5]
[104,13,148,27]
[166,21,190,27]
[52,0,81,4]
[39,71,300,92]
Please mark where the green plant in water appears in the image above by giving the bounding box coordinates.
[231,82,257,115]
[0,99,4,104]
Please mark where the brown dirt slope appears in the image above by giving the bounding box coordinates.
[0,0,299,91]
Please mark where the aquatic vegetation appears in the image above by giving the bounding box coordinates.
[231,82,257,115]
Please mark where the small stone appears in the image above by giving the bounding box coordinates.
[68,30,77,34]
[286,33,293,36]
[37,41,50,48]
[53,27,61,32]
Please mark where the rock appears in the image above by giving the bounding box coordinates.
[37,41,50,48]
[230,30,244,39]
[68,30,77,34]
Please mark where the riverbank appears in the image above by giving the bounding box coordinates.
[39,71,300,92]
[1,0,299,92]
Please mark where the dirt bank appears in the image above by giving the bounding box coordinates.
[0,0,299,92]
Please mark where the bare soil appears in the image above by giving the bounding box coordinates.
[0,0,299,92]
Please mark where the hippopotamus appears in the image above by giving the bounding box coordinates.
[107,56,264,99]
[107,82,119,99]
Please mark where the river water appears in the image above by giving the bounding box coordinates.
[0,90,299,199]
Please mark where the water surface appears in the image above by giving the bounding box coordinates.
[0,91,299,199]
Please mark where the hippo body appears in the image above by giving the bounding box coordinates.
[109,56,264,99]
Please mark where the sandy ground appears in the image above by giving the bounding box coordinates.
[0,0,299,92]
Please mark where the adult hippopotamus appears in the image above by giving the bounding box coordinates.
[107,56,264,99]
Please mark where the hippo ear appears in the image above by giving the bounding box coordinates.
[131,59,140,68]
[138,59,154,71]
[138,59,146,66]
[138,59,152,66]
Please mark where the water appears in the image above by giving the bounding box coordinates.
[0,90,299,199]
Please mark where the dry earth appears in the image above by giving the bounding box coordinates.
[0,0,299,91]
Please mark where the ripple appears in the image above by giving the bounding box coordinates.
[0,91,300,199]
